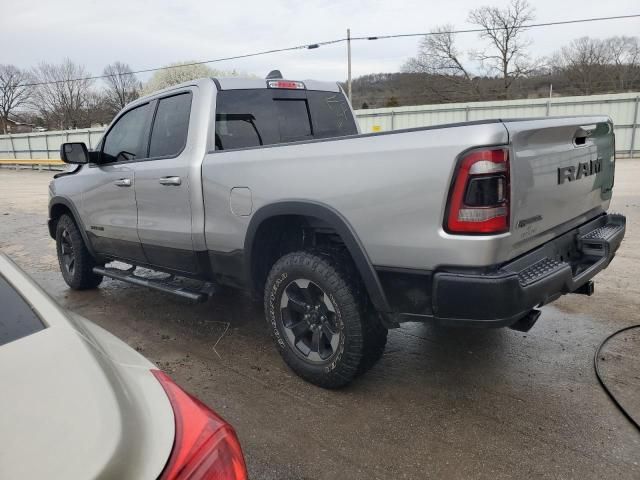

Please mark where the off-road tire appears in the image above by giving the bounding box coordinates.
[55,214,103,290]
[264,250,386,388]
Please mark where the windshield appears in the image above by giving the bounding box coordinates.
[0,274,45,347]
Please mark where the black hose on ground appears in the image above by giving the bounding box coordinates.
[594,324,640,430]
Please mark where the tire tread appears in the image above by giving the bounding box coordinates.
[55,214,103,290]
[264,250,387,388]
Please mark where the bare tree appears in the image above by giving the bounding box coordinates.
[103,62,140,114]
[32,59,94,129]
[603,36,640,90]
[142,62,240,95]
[404,26,473,79]
[550,37,608,95]
[84,91,113,127]
[403,25,482,100]
[0,65,33,134]
[468,0,535,97]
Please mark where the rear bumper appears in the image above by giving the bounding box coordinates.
[383,213,626,327]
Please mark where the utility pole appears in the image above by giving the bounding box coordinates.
[545,83,553,116]
[347,28,352,103]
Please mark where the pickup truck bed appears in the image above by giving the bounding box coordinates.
[203,115,616,269]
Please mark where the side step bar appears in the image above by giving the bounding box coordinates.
[93,266,212,303]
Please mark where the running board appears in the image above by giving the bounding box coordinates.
[93,266,212,303]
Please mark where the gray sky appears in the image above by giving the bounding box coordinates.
[2,0,639,83]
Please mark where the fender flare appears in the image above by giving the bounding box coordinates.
[244,200,391,314]
[48,196,97,257]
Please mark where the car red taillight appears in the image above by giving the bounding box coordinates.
[152,370,248,480]
[446,148,510,234]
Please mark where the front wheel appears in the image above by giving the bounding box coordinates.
[264,250,387,388]
[55,214,103,290]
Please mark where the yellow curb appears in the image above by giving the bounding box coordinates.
[0,159,63,165]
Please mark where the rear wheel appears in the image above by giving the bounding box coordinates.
[264,250,387,388]
[55,214,103,290]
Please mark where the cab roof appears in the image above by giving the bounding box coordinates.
[214,77,341,92]
[126,76,343,112]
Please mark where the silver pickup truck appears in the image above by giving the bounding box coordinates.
[49,75,625,388]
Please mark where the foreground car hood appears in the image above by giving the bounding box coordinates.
[0,256,174,479]
[0,323,174,479]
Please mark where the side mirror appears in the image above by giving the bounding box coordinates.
[60,142,89,164]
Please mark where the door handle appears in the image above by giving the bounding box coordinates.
[114,178,132,187]
[159,176,182,186]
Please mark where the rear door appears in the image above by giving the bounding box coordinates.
[133,90,197,273]
[81,102,152,262]
[505,116,615,252]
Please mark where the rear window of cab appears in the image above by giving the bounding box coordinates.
[214,89,357,151]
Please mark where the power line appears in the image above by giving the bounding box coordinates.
[15,39,347,88]
[8,13,640,89]
[353,13,640,41]
[16,38,346,88]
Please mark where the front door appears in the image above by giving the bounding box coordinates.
[134,91,197,273]
[81,102,153,263]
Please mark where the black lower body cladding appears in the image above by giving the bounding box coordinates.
[378,213,626,327]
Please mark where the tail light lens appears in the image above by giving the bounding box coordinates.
[446,148,510,234]
[152,370,248,480]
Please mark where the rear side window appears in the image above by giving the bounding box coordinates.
[103,103,151,162]
[215,90,279,150]
[149,93,192,158]
[307,91,358,139]
[0,275,45,347]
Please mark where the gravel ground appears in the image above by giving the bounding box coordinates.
[0,162,639,479]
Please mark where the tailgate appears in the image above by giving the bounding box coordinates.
[504,116,615,254]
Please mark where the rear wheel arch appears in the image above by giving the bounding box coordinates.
[244,201,391,314]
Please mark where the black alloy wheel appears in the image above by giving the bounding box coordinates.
[279,278,341,363]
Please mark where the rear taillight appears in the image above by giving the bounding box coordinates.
[446,148,510,234]
[152,370,248,480]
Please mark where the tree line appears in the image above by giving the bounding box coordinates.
[2,0,639,131]
[0,61,235,133]
[354,0,640,108]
